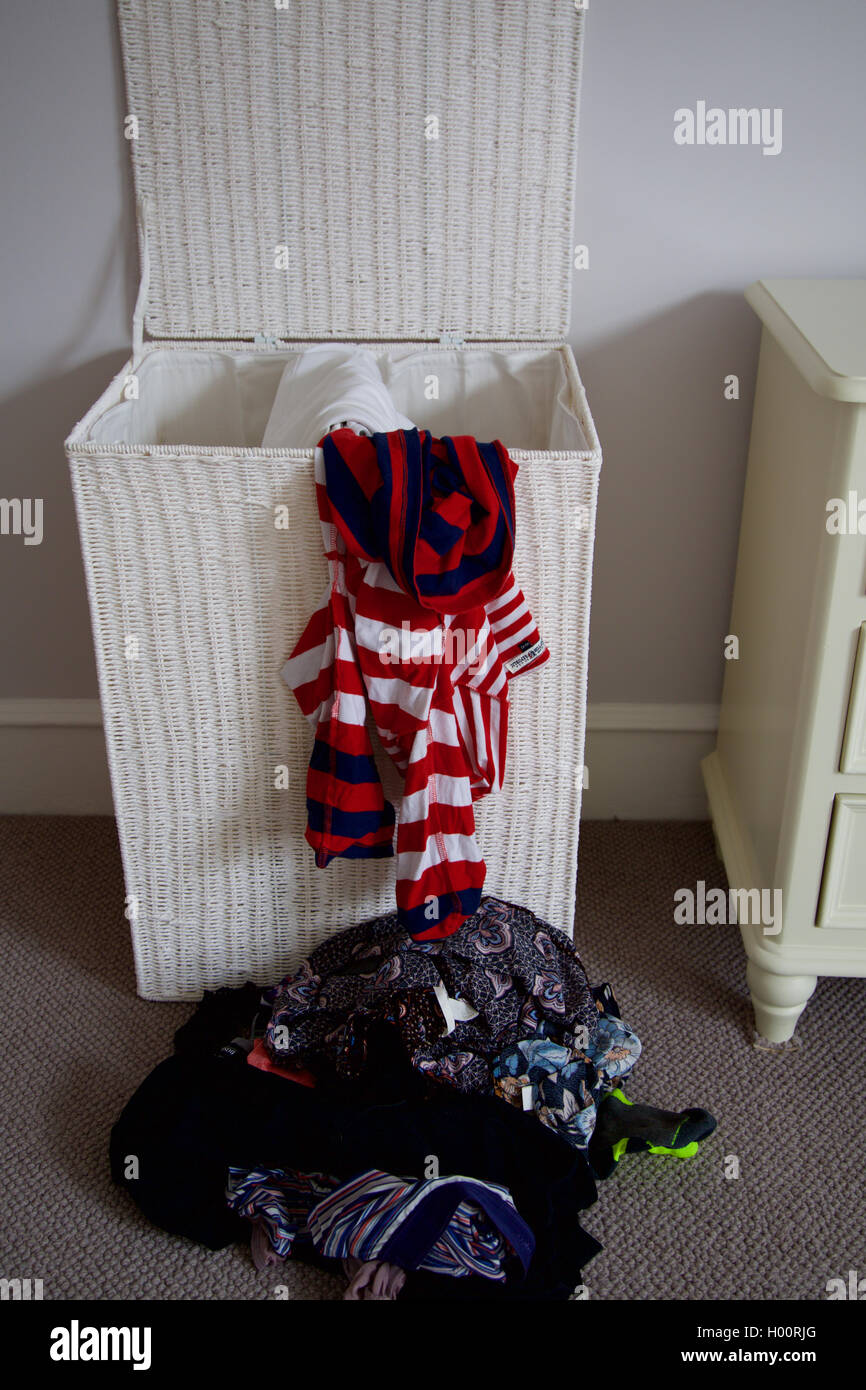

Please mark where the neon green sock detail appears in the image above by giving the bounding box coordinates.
[645,1139,700,1159]
[607,1089,700,1158]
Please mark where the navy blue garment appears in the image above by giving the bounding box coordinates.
[109,1051,600,1300]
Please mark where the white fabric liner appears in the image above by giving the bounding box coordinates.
[85,346,590,454]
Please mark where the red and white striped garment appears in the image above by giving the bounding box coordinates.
[283,430,548,940]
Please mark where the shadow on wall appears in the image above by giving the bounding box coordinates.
[0,351,130,697]
[0,6,138,697]
[576,289,763,704]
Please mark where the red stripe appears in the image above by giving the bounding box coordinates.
[397,857,486,907]
[315,719,379,758]
[402,742,474,780]
[292,670,333,717]
[410,912,465,941]
[306,769,387,812]
[307,825,393,857]
[397,804,476,850]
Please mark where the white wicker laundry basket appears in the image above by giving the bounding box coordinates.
[66,0,602,1000]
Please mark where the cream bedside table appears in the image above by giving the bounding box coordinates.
[703,278,866,1042]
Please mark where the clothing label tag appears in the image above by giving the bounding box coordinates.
[505,638,547,676]
[217,1038,254,1060]
[521,1085,534,1111]
[433,981,480,1036]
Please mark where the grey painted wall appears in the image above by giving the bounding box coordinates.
[1,0,864,703]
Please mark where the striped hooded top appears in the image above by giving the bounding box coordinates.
[282,427,548,940]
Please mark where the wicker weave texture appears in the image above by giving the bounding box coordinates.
[69,426,599,1000]
[118,0,585,343]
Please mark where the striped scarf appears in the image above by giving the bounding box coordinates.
[307,1169,534,1281]
[283,428,547,940]
[226,1167,338,1259]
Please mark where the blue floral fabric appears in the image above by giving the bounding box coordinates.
[492,984,641,1149]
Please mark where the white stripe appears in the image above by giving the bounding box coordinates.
[493,615,536,649]
[397,833,484,880]
[488,695,504,791]
[281,631,333,691]
[400,775,473,823]
[484,579,519,615]
[407,728,429,764]
[354,614,445,662]
[468,691,493,786]
[365,673,434,721]
[452,690,478,779]
[332,691,368,726]
[454,682,505,785]
[454,655,508,699]
[451,623,494,684]
[488,591,528,628]
[364,560,404,594]
[465,649,505,696]
[429,708,460,746]
[336,627,358,663]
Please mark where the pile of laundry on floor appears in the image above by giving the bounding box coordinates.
[110,900,716,1300]
[110,350,716,1299]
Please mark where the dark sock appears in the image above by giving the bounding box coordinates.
[670,1108,717,1147]
[597,1094,716,1148]
[588,1091,717,1178]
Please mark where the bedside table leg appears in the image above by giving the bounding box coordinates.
[746,961,817,1043]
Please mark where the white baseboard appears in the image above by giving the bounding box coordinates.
[582,704,718,820]
[0,699,111,814]
[0,698,718,818]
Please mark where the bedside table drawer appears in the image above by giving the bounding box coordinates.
[818,795,866,928]
[841,622,866,773]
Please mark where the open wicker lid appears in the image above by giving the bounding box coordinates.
[118,0,587,344]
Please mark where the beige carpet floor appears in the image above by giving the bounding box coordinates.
[1,816,863,1301]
